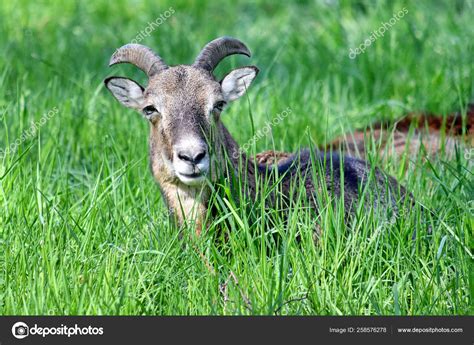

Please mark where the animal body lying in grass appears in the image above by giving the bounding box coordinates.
[325,104,474,166]
[105,37,409,235]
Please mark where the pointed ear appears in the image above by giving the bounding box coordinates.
[104,77,145,109]
[220,66,259,102]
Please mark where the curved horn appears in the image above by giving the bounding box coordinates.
[193,36,251,72]
[109,44,168,77]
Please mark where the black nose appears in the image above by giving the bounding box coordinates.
[177,149,207,165]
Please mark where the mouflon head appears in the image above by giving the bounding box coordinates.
[105,37,259,186]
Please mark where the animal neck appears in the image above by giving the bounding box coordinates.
[215,122,260,196]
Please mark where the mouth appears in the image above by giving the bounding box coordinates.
[176,170,207,186]
[179,172,203,178]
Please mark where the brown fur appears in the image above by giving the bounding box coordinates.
[105,40,409,236]
[326,104,474,166]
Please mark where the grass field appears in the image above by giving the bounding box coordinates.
[0,0,473,315]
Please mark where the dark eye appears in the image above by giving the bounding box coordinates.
[142,105,158,116]
[213,101,226,112]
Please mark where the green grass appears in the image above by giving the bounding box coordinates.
[0,0,473,315]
